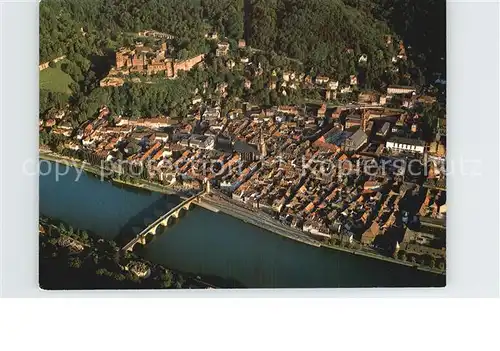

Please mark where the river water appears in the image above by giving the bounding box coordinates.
[39,161,445,288]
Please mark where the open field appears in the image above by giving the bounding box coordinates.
[39,61,74,94]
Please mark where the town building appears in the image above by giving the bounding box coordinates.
[327,80,339,91]
[117,117,174,129]
[400,222,446,260]
[385,137,426,154]
[345,112,362,129]
[358,92,378,104]
[376,122,391,137]
[387,85,416,95]
[187,134,215,150]
[111,43,204,79]
[344,128,368,152]
[350,75,358,86]
[315,76,329,85]
[137,30,174,39]
[340,86,352,94]
[317,104,326,118]
[216,42,230,57]
[233,140,260,161]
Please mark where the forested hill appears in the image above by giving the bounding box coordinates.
[248,0,393,75]
[246,0,445,79]
[39,0,245,63]
[344,0,446,78]
[40,0,445,76]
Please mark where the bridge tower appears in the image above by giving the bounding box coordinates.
[203,177,211,194]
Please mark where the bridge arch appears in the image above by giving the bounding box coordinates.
[121,190,206,251]
[160,216,173,227]
[144,224,161,241]
[172,207,186,219]
[148,224,160,236]
[129,241,145,253]
[144,233,156,245]
[183,201,194,211]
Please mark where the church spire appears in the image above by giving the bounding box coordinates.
[259,127,267,158]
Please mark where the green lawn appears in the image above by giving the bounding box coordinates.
[39,61,75,94]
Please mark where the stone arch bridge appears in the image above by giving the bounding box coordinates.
[122,190,206,252]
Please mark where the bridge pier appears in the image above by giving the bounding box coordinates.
[161,217,170,227]
[148,224,159,236]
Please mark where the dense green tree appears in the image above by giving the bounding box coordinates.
[39,0,445,126]
[246,0,394,80]
[69,257,82,268]
[430,258,436,269]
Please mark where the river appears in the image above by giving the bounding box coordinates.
[39,161,445,288]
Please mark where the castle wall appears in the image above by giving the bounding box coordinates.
[172,54,205,77]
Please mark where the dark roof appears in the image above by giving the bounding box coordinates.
[388,85,416,90]
[388,136,426,147]
[420,216,446,229]
[215,136,233,154]
[345,128,368,150]
[346,113,362,120]
[189,134,209,147]
[233,140,260,155]
[379,122,390,133]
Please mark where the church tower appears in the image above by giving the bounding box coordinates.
[259,128,267,159]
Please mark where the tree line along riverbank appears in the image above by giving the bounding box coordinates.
[39,215,246,289]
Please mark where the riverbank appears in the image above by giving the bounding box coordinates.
[39,215,244,289]
[39,150,190,197]
[39,160,445,287]
[200,193,445,276]
[39,151,445,276]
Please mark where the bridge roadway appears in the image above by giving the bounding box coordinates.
[122,190,206,252]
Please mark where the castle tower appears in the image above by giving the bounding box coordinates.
[116,50,127,69]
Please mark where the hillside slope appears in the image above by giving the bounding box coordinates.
[246,0,397,78]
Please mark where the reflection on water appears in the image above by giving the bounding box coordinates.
[145,208,445,288]
[39,161,445,288]
[39,161,165,240]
